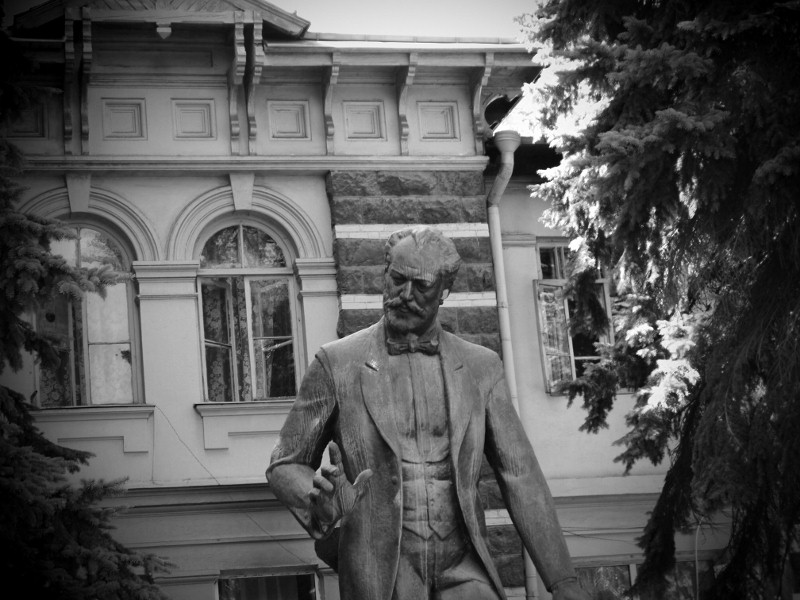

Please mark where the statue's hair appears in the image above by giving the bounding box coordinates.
[384,226,462,290]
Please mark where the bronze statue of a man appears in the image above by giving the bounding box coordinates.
[267,226,587,600]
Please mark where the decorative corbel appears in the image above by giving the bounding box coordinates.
[80,7,93,155]
[227,12,247,155]
[323,53,341,155]
[63,11,77,155]
[245,16,264,156]
[472,52,494,155]
[396,52,417,156]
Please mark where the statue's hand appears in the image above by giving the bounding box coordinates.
[308,441,372,531]
[551,578,591,600]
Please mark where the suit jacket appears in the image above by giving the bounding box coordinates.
[267,318,576,600]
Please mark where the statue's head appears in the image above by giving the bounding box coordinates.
[382,226,462,336]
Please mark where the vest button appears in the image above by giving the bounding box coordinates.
[391,476,399,485]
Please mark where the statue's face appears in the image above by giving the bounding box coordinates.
[383,236,447,336]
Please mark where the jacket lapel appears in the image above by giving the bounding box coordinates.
[441,333,471,466]
[360,321,401,457]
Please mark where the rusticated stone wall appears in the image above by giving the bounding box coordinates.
[327,170,501,352]
[327,169,524,588]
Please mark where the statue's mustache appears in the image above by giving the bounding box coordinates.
[384,297,425,316]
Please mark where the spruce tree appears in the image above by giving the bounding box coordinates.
[0,15,169,599]
[519,1,800,598]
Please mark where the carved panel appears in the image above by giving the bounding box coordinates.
[8,103,47,138]
[101,98,146,139]
[172,99,216,139]
[418,101,460,140]
[343,101,385,140]
[267,100,310,140]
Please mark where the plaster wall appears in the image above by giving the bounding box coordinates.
[497,181,667,491]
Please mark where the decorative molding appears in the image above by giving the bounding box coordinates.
[229,172,254,212]
[228,11,246,155]
[20,186,160,261]
[266,100,310,140]
[246,18,264,155]
[24,155,491,173]
[323,53,341,154]
[471,53,493,155]
[334,222,489,239]
[396,53,417,155]
[65,173,91,213]
[418,101,460,140]
[294,257,337,296]
[166,185,326,261]
[133,261,200,298]
[171,99,216,139]
[341,291,497,310]
[102,98,146,139]
[80,7,93,154]
[343,101,386,140]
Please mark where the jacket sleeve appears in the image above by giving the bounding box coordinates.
[483,359,578,592]
[266,352,338,539]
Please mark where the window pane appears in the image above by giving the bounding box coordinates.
[38,348,72,407]
[571,331,599,357]
[88,343,133,404]
[201,225,240,268]
[253,338,295,399]
[250,279,292,338]
[536,282,573,390]
[576,565,631,600]
[219,574,316,600]
[540,247,558,279]
[79,228,125,270]
[50,236,78,266]
[36,296,78,407]
[205,345,233,403]
[87,283,130,342]
[537,284,571,355]
[242,225,286,267]
[201,282,231,344]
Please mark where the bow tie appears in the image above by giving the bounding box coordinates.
[386,338,440,355]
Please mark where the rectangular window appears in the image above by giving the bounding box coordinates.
[575,564,631,599]
[533,241,613,393]
[218,573,317,600]
[200,276,297,402]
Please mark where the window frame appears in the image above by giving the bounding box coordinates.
[533,238,614,394]
[217,567,321,600]
[33,223,143,407]
[196,222,302,403]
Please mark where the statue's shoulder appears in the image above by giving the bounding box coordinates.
[441,329,502,368]
[318,320,380,364]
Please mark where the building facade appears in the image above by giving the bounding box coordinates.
[3,1,728,598]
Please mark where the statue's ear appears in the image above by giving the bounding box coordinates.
[439,289,450,304]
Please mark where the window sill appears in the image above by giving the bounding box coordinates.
[32,404,155,453]
[194,399,295,450]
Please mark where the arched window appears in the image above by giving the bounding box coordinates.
[35,226,139,407]
[198,223,298,402]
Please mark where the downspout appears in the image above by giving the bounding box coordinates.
[486,130,540,600]
[486,130,522,412]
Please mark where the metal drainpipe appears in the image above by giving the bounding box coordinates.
[486,129,522,412]
[486,130,540,600]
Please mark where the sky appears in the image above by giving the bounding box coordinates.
[3,0,537,39]
[278,0,534,39]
